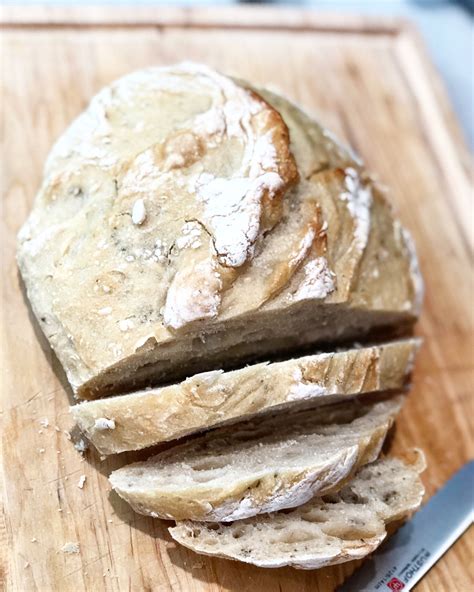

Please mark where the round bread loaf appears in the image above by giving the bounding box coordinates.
[17,63,422,399]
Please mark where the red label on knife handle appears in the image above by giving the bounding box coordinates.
[387,578,405,591]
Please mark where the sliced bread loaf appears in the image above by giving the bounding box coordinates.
[17,63,422,400]
[169,452,425,569]
[73,339,418,455]
[109,396,402,521]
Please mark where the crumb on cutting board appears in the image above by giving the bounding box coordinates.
[61,542,80,554]
[74,438,88,453]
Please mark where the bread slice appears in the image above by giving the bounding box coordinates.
[169,452,425,569]
[17,63,422,400]
[109,396,403,521]
[73,339,418,455]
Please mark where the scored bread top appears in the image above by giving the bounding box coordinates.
[169,452,425,569]
[17,63,422,398]
[109,396,403,522]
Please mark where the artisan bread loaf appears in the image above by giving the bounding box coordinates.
[169,452,425,569]
[17,63,422,400]
[73,339,418,455]
[109,396,402,521]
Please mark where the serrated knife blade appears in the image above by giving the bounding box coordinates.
[337,460,474,592]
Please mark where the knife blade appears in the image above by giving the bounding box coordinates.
[337,460,474,592]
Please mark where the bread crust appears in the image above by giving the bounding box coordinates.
[17,64,422,399]
[72,339,419,455]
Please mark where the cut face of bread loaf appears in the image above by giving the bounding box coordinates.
[73,339,418,455]
[109,396,403,521]
[169,453,425,569]
[17,63,422,399]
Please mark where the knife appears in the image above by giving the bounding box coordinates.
[337,460,474,591]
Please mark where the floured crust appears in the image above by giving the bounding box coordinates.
[17,64,422,399]
[72,339,419,455]
[169,453,425,569]
[109,397,403,521]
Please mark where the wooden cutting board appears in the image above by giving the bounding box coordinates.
[1,6,472,592]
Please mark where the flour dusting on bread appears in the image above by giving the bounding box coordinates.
[292,257,336,301]
[341,167,373,250]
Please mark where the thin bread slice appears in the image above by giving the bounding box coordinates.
[109,396,403,521]
[73,339,418,455]
[169,452,425,569]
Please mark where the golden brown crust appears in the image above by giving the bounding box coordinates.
[253,99,299,232]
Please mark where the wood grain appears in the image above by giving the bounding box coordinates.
[1,7,472,592]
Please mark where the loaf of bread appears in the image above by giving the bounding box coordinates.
[17,63,422,400]
[169,452,425,569]
[73,339,418,454]
[109,396,402,521]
